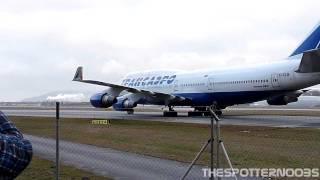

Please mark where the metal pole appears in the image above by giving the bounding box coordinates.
[56,102,60,180]
[210,108,236,180]
[182,106,233,180]
[209,107,222,180]
[180,139,211,180]
[220,142,237,180]
[215,117,221,180]
[210,109,214,180]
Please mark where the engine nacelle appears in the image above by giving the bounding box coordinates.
[113,99,137,111]
[90,93,117,108]
[122,100,137,109]
[267,95,298,105]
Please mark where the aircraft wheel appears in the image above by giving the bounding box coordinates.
[194,107,207,111]
[163,111,178,117]
[188,111,212,117]
[127,109,134,114]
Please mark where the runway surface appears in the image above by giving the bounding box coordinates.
[4,109,320,128]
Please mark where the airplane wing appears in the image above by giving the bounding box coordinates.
[73,67,187,103]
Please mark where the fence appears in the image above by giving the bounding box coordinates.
[8,103,320,179]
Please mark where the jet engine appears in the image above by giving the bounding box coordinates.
[267,91,304,105]
[113,99,137,111]
[267,95,298,105]
[123,100,137,109]
[90,93,117,108]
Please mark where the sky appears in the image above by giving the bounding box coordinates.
[0,0,319,101]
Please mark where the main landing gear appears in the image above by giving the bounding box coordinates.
[163,106,178,117]
[126,109,134,114]
[187,107,222,117]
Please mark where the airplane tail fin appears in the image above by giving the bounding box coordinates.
[290,22,320,57]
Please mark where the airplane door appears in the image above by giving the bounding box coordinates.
[207,78,214,91]
[271,74,280,88]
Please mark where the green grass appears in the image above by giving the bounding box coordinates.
[17,156,109,180]
[224,108,320,116]
[10,116,320,169]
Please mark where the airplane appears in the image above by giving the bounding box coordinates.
[73,22,320,117]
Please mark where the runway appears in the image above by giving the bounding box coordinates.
[4,109,320,128]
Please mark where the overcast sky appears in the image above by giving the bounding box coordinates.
[0,0,319,101]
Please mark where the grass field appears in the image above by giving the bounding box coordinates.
[17,156,109,180]
[224,108,320,116]
[10,116,320,169]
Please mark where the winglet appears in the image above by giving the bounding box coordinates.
[73,66,83,81]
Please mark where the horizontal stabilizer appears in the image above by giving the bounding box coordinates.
[296,49,320,73]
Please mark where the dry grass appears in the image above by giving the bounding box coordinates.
[17,156,109,180]
[224,108,320,116]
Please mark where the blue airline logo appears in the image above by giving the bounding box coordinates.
[122,75,177,87]
[290,23,320,57]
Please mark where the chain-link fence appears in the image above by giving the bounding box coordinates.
[7,105,320,179]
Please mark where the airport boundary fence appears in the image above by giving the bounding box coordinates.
[11,104,320,179]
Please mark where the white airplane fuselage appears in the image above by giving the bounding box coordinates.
[118,58,320,108]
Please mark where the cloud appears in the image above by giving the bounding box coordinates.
[0,0,319,101]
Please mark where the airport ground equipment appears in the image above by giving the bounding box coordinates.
[181,106,236,180]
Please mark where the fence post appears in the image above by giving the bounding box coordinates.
[56,102,60,180]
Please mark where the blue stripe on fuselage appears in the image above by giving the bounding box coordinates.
[174,90,289,106]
